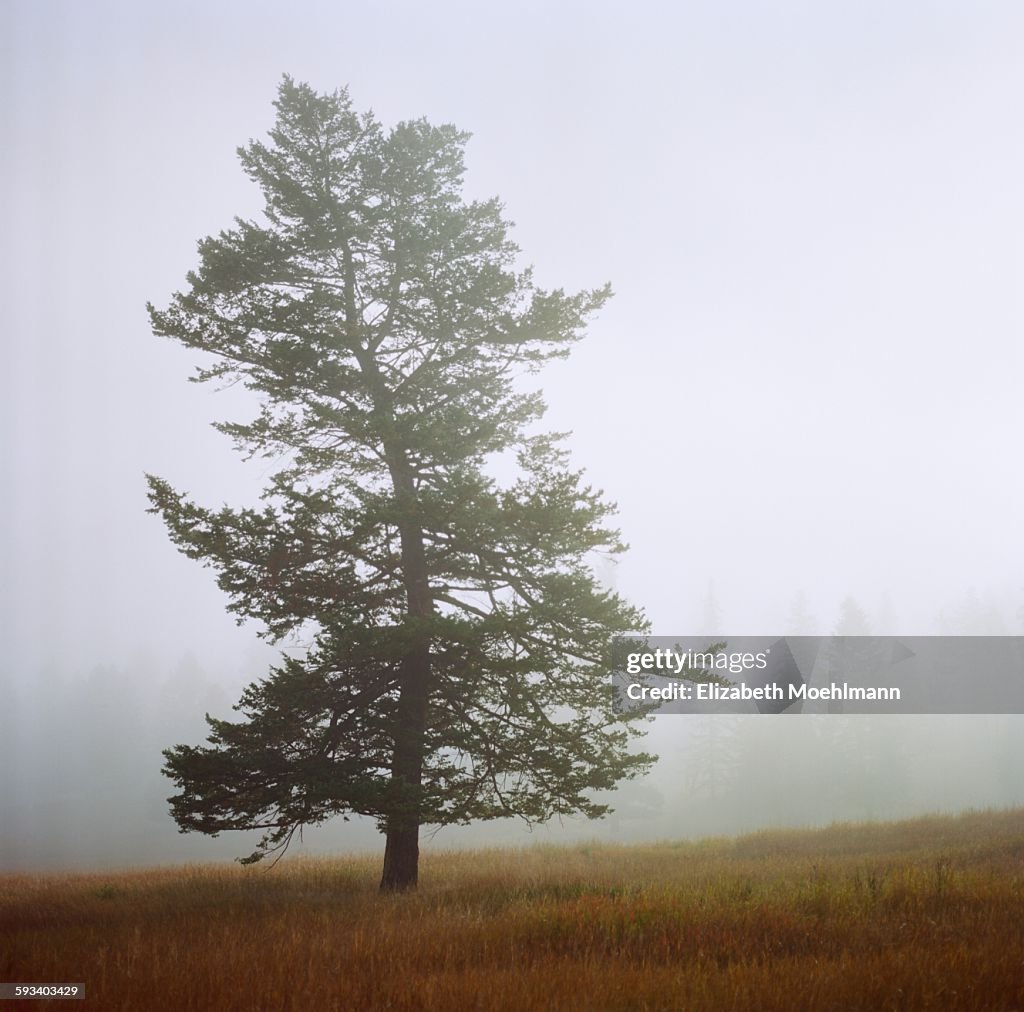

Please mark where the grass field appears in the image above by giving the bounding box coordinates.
[3,808,1024,1010]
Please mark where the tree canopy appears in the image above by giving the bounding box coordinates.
[148,76,653,891]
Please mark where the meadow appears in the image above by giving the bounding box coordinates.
[3,808,1024,1010]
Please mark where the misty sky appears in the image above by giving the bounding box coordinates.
[3,0,1023,685]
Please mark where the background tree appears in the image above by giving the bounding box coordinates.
[698,580,723,636]
[833,595,872,637]
[784,590,818,635]
[148,77,653,891]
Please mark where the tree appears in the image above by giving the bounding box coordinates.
[698,580,723,636]
[147,77,653,892]
[833,595,871,636]
[827,595,873,713]
[784,590,818,635]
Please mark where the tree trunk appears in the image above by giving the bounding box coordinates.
[380,818,420,891]
[379,452,432,893]
[379,639,430,892]
[357,349,434,893]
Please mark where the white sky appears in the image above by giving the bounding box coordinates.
[3,0,1023,682]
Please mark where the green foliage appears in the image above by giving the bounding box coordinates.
[149,77,653,867]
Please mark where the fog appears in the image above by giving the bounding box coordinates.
[2,1,1022,869]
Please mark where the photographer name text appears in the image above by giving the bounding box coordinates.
[624,682,901,702]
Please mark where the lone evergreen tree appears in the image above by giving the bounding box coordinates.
[148,77,653,891]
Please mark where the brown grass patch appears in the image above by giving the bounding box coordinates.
[3,809,1024,1009]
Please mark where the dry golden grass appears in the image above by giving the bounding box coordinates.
[3,809,1024,1010]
